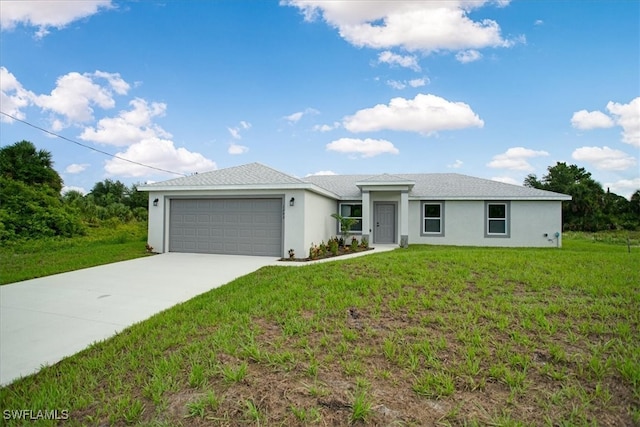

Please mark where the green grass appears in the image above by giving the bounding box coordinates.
[0,221,151,285]
[0,233,638,425]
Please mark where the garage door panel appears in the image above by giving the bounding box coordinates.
[170,198,282,256]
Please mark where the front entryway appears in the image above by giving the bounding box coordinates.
[374,203,396,244]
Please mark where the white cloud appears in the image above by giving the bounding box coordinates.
[534,19,544,26]
[283,1,516,53]
[2,67,216,179]
[378,51,421,71]
[0,66,34,122]
[228,142,249,155]
[0,0,113,38]
[326,137,399,158]
[65,163,90,174]
[228,127,241,139]
[227,120,252,140]
[607,97,640,147]
[105,137,216,178]
[604,178,640,199]
[408,78,428,87]
[386,77,429,90]
[313,122,341,132]
[80,98,169,146]
[92,71,130,95]
[285,111,303,123]
[284,108,319,124]
[571,98,640,147]
[487,147,549,171]
[343,93,484,134]
[306,170,337,177]
[571,110,614,130]
[491,176,520,185]
[456,49,482,63]
[33,71,130,129]
[572,146,637,171]
[386,80,406,90]
[447,159,463,169]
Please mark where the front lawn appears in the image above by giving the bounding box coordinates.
[0,221,151,285]
[1,238,638,425]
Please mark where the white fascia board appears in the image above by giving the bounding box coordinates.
[408,195,572,201]
[137,183,339,199]
[356,183,415,192]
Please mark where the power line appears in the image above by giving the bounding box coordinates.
[0,111,188,177]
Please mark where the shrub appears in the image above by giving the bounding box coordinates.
[329,238,339,256]
[309,243,320,260]
[360,237,369,248]
[319,241,328,257]
[351,237,359,251]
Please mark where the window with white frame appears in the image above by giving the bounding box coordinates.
[339,203,362,233]
[422,202,444,236]
[485,202,510,237]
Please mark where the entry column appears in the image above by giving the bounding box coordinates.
[400,191,409,248]
[361,190,370,244]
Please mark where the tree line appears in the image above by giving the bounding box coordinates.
[1,140,639,242]
[525,162,640,231]
[0,140,148,241]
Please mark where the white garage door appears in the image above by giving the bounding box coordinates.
[169,198,283,256]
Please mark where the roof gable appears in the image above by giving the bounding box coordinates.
[141,163,304,188]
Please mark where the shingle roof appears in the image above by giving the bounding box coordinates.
[305,173,570,200]
[140,163,305,188]
[140,163,570,200]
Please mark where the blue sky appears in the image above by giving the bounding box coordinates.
[1,0,638,197]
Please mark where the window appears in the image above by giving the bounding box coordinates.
[422,202,444,236]
[339,203,362,233]
[485,202,510,237]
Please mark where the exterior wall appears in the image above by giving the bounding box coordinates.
[145,189,565,255]
[145,189,310,257]
[300,191,336,258]
[146,192,166,254]
[408,199,564,247]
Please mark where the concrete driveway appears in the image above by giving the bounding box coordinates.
[0,253,278,386]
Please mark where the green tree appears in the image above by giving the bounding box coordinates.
[0,140,63,193]
[88,179,129,206]
[631,190,640,216]
[125,183,150,210]
[0,141,85,240]
[525,162,639,231]
[525,162,604,230]
[0,177,84,240]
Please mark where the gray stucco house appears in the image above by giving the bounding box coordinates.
[138,162,571,257]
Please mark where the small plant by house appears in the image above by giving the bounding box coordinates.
[331,212,358,240]
[281,213,373,262]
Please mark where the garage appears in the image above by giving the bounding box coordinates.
[169,198,283,256]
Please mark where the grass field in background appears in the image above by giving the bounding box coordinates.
[0,233,638,425]
[0,221,150,285]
